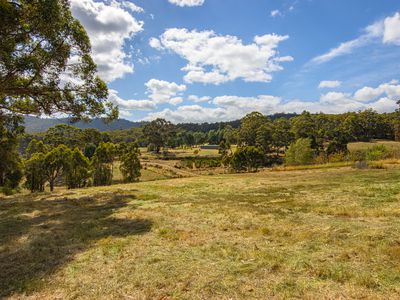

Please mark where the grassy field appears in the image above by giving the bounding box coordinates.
[348,140,400,153]
[1,167,400,299]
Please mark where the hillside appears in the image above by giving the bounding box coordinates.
[2,167,400,298]
[23,116,144,133]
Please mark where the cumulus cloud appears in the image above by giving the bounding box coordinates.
[108,89,156,110]
[168,0,205,7]
[383,12,400,45]
[145,79,186,104]
[318,80,342,88]
[150,28,292,84]
[70,0,143,82]
[312,11,400,64]
[143,80,400,123]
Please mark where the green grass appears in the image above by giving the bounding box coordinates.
[348,140,400,153]
[1,167,400,298]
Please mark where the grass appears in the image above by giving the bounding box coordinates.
[348,140,400,153]
[2,167,400,298]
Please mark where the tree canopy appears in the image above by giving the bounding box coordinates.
[0,0,117,120]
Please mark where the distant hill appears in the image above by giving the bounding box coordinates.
[23,116,144,133]
[23,112,298,133]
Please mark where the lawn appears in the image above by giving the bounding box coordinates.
[1,167,400,299]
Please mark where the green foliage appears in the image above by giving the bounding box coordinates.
[239,112,269,146]
[256,123,273,153]
[24,153,47,192]
[366,145,390,161]
[65,148,91,189]
[272,118,294,151]
[229,146,265,172]
[43,145,71,191]
[119,143,141,183]
[44,124,83,149]
[285,138,315,166]
[26,139,48,158]
[91,142,116,186]
[0,0,117,120]
[326,138,349,156]
[0,115,24,190]
[218,140,230,157]
[143,119,176,153]
[84,143,97,159]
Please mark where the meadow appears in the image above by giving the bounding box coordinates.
[1,166,400,299]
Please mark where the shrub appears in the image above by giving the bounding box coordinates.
[285,138,314,166]
[366,145,390,161]
[229,146,265,172]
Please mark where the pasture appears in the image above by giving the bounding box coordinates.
[1,167,400,299]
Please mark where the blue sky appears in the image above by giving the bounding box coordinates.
[70,0,400,123]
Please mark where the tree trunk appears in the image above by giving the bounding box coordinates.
[49,178,54,192]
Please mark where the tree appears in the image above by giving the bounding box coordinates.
[25,152,47,192]
[44,124,83,148]
[238,112,269,146]
[272,118,294,153]
[230,146,265,172]
[43,144,71,191]
[0,0,117,120]
[91,142,116,186]
[65,148,90,189]
[256,123,273,153]
[119,143,141,183]
[26,138,48,158]
[285,138,314,166]
[0,114,24,190]
[142,118,176,153]
[291,112,319,150]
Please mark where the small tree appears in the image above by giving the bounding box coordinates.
[91,142,116,186]
[25,153,47,192]
[285,138,314,166]
[120,143,141,183]
[43,145,71,191]
[65,148,91,189]
[230,146,265,172]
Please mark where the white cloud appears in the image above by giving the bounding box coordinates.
[108,89,156,110]
[188,95,211,102]
[70,0,143,82]
[150,28,292,84]
[383,12,400,45]
[149,37,162,50]
[109,79,187,113]
[311,12,400,64]
[270,10,281,17]
[143,80,400,123]
[168,0,205,7]
[318,80,342,88]
[110,0,144,13]
[145,79,186,104]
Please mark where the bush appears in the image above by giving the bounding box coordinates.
[229,146,265,172]
[366,145,390,161]
[285,138,314,166]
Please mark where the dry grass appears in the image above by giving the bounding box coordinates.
[348,140,400,153]
[2,167,400,299]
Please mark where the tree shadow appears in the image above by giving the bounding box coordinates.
[0,191,152,297]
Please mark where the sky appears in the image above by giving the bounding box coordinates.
[69,0,400,123]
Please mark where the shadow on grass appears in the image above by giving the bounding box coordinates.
[0,191,152,297]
